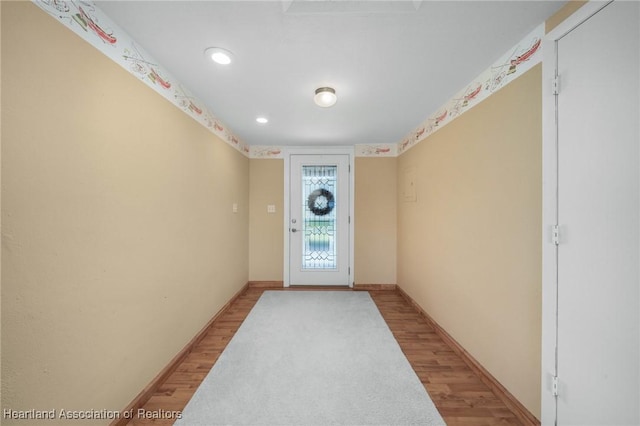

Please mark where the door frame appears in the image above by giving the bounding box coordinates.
[283,146,355,288]
[541,2,617,424]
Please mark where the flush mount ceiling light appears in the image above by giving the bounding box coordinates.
[256,117,269,124]
[204,47,233,65]
[314,87,337,108]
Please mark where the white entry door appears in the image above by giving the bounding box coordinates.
[288,154,351,286]
[553,1,639,424]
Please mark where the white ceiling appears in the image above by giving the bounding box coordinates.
[96,1,566,147]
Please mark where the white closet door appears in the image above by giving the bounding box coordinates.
[556,1,639,424]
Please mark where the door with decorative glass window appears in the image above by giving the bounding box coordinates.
[289,154,350,286]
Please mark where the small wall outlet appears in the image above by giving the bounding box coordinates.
[232,203,238,213]
[267,205,276,213]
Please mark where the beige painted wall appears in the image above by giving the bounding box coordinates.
[355,158,397,284]
[397,65,542,417]
[1,3,248,423]
[0,0,3,396]
[249,159,284,281]
[545,1,588,33]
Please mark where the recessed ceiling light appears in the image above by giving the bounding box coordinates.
[314,87,337,107]
[204,47,233,65]
[256,117,269,124]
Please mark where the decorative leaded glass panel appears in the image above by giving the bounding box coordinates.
[302,165,337,269]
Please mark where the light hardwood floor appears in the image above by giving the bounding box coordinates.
[128,288,524,425]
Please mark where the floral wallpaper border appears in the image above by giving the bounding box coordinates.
[354,144,397,158]
[250,146,284,159]
[35,0,543,159]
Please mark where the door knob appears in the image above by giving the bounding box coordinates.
[291,228,298,233]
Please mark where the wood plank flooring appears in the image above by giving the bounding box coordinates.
[128,288,523,425]
[369,291,522,426]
